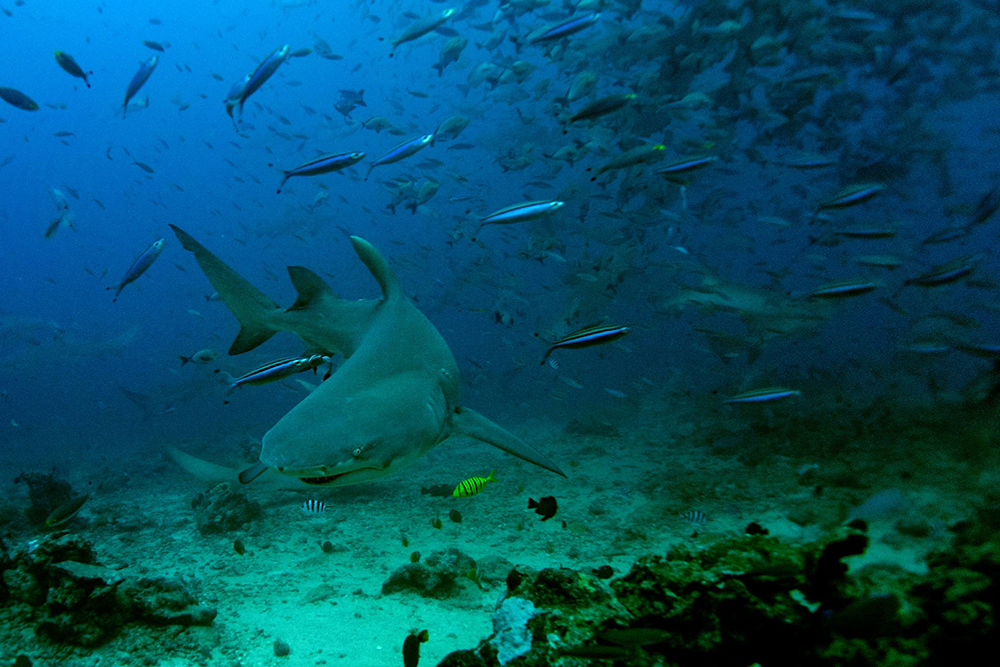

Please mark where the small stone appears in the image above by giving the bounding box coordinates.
[273,639,291,657]
[321,541,335,554]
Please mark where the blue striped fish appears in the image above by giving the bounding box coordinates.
[228,354,331,391]
[724,388,801,404]
[806,279,878,299]
[531,13,600,43]
[478,200,564,231]
[108,238,165,302]
[453,470,496,497]
[235,45,289,119]
[904,255,979,287]
[540,324,630,365]
[365,134,433,181]
[655,155,718,184]
[816,183,884,210]
[276,152,365,193]
[301,499,327,514]
[123,55,158,117]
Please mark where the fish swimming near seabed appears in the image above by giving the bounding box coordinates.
[169,225,566,489]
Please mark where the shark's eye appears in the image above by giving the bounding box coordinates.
[352,447,363,457]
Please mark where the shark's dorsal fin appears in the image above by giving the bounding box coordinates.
[350,236,401,301]
[287,266,335,311]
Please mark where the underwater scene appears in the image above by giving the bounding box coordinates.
[2,0,1000,665]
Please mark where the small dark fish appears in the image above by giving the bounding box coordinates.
[681,509,707,524]
[143,40,166,52]
[528,496,557,521]
[301,499,327,514]
[970,185,1000,227]
[289,47,312,58]
[591,565,614,579]
[133,160,155,174]
[506,568,523,592]
[233,539,246,555]
[45,494,90,527]
[0,86,39,111]
[448,509,462,523]
[745,521,769,535]
[149,17,163,25]
[402,630,429,667]
[446,142,475,150]
[420,484,452,497]
[54,51,93,88]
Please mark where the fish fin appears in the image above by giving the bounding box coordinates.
[170,225,281,355]
[238,462,269,485]
[450,407,566,477]
[287,266,336,311]
[350,236,401,301]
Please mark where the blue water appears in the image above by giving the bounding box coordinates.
[1,0,998,463]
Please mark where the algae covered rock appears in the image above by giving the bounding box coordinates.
[190,482,262,535]
[3,533,216,647]
[382,548,476,599]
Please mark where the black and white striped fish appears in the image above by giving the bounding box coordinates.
[301,499,327,514]
[681,509,707,524]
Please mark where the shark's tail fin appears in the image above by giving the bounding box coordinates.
[170,225,281,355]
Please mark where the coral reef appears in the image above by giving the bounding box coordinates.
[382,548,477,599]
[190,482,262,535]
[12,473,73,526]
[434,520,999,667]
[2,533,216,648]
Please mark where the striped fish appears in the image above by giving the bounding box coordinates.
[681,510,707,524]
[531,12,600,43]
[277,152,365,193]
[478,200,564,230]
[108,238,165,302]
[235,45,289,118]
[806,279,878,299]
[228,354,331,391]
[655,155,718,183]
[724,387,801,404]
[905,255,979,287]
[453,470,497,498]
[366,134,433,180]
[123,55,158,117]
[540,324,630,365]
[816,183,884,210]
[301,499,327,514]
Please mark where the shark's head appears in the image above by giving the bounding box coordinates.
[259,372,451,487]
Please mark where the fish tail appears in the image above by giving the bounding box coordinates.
[485,470,497,483]
[170,225,281,355]
[179,355,191,366]
[528,498,538,509]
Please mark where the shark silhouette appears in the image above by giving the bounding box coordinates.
[169,225,565,487]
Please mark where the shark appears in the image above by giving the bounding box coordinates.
[169,225,565,487]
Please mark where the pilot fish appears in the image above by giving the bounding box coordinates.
[453,470,497,497]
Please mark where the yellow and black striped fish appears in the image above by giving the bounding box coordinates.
[453,471,497,497]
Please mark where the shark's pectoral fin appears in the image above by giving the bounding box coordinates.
[238,462,269,485]
[450,407,566,477]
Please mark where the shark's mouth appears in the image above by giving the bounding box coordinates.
[298,472,350,485]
